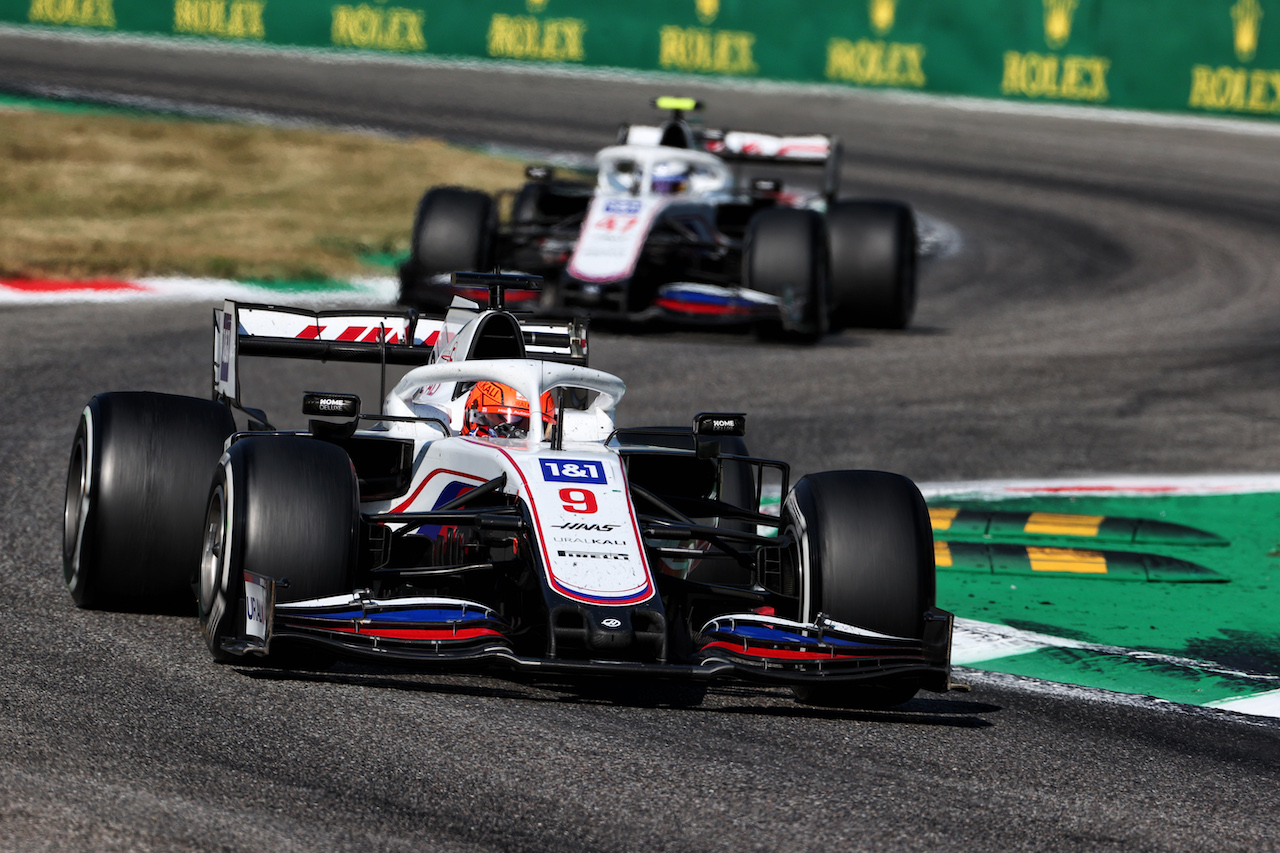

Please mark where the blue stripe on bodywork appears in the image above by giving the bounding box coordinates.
[415,481,475,537]
[707,624,864,648]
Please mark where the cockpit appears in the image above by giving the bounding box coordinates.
[596,146,731,198]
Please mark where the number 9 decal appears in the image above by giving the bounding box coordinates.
[560,488,598,514]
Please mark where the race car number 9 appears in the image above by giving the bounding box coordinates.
[560,488,597,514]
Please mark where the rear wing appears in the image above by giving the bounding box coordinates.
[616,124,842,199]
[212,300,587,408]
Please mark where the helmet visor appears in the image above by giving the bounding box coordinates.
[468,410,531,431]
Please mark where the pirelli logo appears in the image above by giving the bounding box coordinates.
[557,550,629,561]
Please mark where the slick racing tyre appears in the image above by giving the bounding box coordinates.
[826,200,917,331]
[63,392,236,613]
[784,470,935,709]
[199,436,358,663]
[400,187,495,312]
[743,207,829,343]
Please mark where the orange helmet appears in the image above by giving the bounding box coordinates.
[462,382,556,438]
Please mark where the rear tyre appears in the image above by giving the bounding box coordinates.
[400,187,494,311]
[785,470,935,708]
[63,392,236,613]
[826,200,917,331]
[743,208,829,343]
[199,436,358,663]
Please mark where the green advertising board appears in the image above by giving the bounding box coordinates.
[2,1,1276,121]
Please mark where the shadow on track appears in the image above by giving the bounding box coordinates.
[234,664,998,727]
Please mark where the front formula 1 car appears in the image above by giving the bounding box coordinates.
[64,274,951,708]
[399,97,918,341]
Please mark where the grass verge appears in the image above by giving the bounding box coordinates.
[0,102,526,282]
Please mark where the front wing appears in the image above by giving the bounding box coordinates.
[230,578,952,689]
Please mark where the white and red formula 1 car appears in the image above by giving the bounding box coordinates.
[63,274,951,707]
[399,97,918,342]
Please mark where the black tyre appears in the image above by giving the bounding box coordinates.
[63,392,236,613]
[784,470,935,708]
[826,200,917,331]
[743,207,829,342]
[400,187,494,311]
[198,436,358,662]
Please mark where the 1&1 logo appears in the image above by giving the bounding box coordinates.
[540,459,607,484]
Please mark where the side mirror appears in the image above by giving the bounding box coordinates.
[303,392,360,418]
[693,412,746,437]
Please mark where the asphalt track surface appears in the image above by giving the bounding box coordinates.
[3,30,1280,852]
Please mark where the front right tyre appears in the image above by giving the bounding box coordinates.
[199,436,359,662]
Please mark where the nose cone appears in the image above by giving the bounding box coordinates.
[587,613,634,651]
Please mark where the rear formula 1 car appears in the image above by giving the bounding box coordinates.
[399,97,918,342]
[63,274,951,708]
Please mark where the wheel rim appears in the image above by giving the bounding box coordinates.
[62,437,88,587]
[199,484,227,615]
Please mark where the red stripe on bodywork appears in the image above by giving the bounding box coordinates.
[312,625,504,641]
[361,327,401,343]
[336,326,367,341]
[699,641,914,661]
[296,325,325,339]
[655,298,755,316]
[390,468,487,513]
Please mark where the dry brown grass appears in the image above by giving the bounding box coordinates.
[0,106,526,281]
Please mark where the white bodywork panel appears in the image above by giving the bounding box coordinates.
[217,299,654,606]
[566,145,730,284]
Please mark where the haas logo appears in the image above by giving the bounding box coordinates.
[553,522,621,532]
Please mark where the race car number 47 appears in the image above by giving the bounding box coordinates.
[541,459,607,484]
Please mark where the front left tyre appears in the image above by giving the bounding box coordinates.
[743,207,829,343]
[199,436,359,662]
[63,392,237,613]
[784,470,936,708]
[826,200,917,331]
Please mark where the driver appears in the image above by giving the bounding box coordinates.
[461,381,556,439]
[651,160,691,195]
